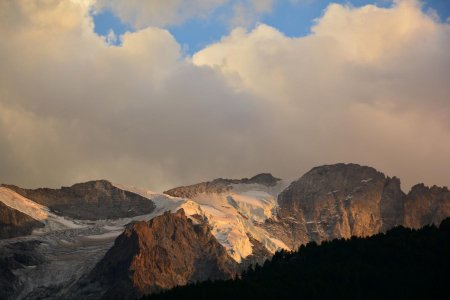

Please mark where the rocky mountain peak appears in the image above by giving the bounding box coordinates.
[273,163,401,248]
[0,202,44,239]
[404,183,450,229]
[74,209,237,299]
[247,173,280,186]
[164,173,280,198]
[1,164,450,299]
[409,183,429,194]
[1,180,155,220]
[306,163,385,181]
[279,163,387,208]
[409,183,449,195]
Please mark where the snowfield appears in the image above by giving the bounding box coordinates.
[0,180,293,299]
[0,187,84,231]
[116,180,292,262]
[1,180,292,265]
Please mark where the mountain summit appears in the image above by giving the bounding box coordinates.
[1,180,155,220]
[74,209,236,299]
[0,164,449,299]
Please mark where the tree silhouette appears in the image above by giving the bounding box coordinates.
[145,218,450,300]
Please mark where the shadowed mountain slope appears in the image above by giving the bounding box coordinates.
[72,209,237,299]
[1,180,155,220]
[146,218,450,300]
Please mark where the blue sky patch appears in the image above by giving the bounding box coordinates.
[92,0,450,53]
[92,9,132,45]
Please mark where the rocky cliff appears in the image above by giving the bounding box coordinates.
[164,173,281,198]
[164,172,288,263]
[74,209,237,299]
[1,180,155,220]
[165,165,450,259]
[0,202,44,239]
[270,163,449,249]
[404,184,450,229]
[1,164,449,299]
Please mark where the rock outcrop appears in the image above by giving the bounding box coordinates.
[274,164,394,247]
[74,209,237,299]
[1,164,449,300]
[404,184,450,229]
[164,173,288,263]
[0,202,44,239]
[0,241,45,299]
[166,165,450,258]
[380,176,406,231]
[270,163,449,249]
[1,180,155,220]
[164,173,280,198]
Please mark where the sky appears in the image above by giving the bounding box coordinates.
[92,0,450,53]
[0,0,449,192]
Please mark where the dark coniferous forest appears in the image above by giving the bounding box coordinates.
[146,219,450,300]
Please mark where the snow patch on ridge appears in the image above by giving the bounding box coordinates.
[187,190,288,262]
[0,187,84,231]
[0,187,48,220]
[116,181,291,263]
[0,180,292,264]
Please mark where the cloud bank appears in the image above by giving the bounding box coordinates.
[0,0,449,191]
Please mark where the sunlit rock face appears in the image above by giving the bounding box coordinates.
[272,164,408,248]
[1,180,155,220]
[164,173,290,263]
[163,167,450,261]
[1,165,450,299]
[0,202,44,239]
[75,209,236,299]
[404,184,450,229]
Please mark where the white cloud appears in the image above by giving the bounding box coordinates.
[193,0,450,188]
[105,29,117,44]
[0,0,449,191]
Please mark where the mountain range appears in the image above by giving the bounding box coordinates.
[145,218,450,300]
[1,163,449,299]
